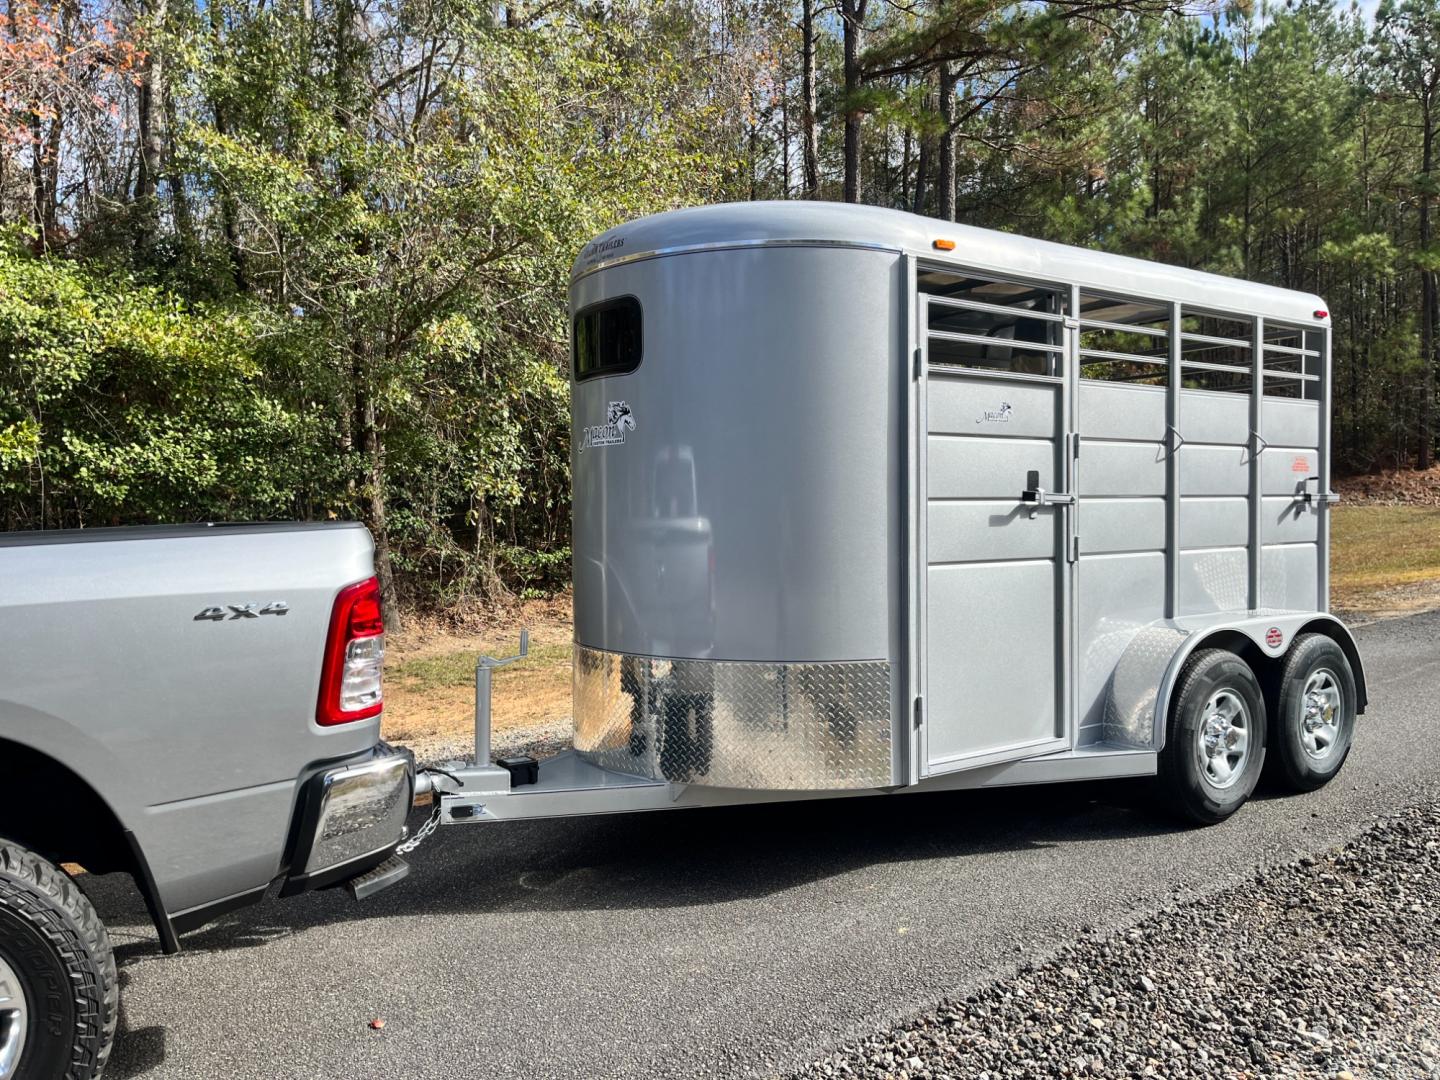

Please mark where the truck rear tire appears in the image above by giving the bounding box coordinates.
[0,842,117,1080]
[1267,633,1357,793]
[1156,649,1267,826]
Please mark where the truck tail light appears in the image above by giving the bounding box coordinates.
[317,576,384,725]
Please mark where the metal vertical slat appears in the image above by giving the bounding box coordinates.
[913,288,929,783]
[1249,317,1265,612]
[1318,326,1332,612]
[1166,302,1182,619]
[1064,286,1080,745]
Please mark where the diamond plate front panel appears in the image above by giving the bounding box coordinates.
[573,646,894,790]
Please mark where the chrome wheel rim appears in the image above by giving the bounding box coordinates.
[0,951,27,1080]
[1196,688,1250,790]
[1301,668,1343,761]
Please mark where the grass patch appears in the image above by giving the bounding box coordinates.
[1332,505,1440,617]
[1332,505,1440,591]
[389,642,571,692]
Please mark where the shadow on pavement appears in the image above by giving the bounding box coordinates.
[94,777,1177,970]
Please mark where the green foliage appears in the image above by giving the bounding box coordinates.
[0,2,740,607]
[0,240,309,525]
[4,0,1438,602]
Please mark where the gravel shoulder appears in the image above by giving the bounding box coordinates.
[799,805,1440,1080]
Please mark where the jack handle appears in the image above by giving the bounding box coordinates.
[474,630,529,769]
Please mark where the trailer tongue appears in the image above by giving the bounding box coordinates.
[422,200,1365,832]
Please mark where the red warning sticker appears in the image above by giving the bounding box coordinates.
[1266,627,1284,648]
[1292,456,1311,473]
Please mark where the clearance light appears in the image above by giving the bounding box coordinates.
[933,238,956,251]
[1313,309,1328,319]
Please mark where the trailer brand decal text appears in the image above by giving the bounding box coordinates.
[976,401,1013,424]
[582,237,625,261]
[580,401,636,452]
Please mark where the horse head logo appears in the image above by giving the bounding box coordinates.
[607,401,636,431]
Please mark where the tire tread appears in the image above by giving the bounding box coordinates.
[0,841,117,1080]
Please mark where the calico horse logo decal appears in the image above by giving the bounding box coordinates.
[580,401,636,451]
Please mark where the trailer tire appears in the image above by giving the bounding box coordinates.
[1156,649,1267,825]
[0,840,117,1080]
[1267,633,1357,793]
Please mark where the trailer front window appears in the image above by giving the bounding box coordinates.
[574,296,643,381]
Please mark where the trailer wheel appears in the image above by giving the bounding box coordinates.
[0,841,117,1080]
[1267,633,1357,793]
[1156,649,1267,825]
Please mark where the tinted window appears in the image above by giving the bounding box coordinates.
[574,296,642,380]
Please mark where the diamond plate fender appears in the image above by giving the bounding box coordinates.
[1103,612,1366,750]
[573,646,894,791]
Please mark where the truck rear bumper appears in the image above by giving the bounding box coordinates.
[279,744,413,897]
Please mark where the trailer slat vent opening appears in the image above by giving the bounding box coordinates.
[1180,312,1254,395]
[1262,324,1323,401]
[920,268,1068,377]
[1078,291,1171,386]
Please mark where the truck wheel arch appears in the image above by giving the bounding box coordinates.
[0,737,179,954]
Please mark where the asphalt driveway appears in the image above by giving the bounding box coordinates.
[95,610,1440,1080]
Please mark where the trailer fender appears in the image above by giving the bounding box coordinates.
[1101,613,1366,752]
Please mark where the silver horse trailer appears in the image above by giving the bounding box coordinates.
[428,201,1366,829]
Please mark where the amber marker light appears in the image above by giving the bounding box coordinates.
[933,238,956,251]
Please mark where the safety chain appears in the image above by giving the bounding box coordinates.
[397,798,442,855]
[396,766,459,856]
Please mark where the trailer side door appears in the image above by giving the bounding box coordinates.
[914,270,1073,775]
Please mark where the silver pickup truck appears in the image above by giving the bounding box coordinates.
[0,522,414,1080]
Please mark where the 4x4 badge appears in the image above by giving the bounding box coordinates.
[194,602,289,621]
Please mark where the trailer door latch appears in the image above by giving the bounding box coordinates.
[1298,476,1340,506]
[1021,470,1075,518]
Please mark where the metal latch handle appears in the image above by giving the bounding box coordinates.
[1021,469,1075,518]
[1297,476,1340,506]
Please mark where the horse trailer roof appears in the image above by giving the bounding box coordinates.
[573,201,1330,327]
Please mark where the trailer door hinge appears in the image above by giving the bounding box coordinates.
[913,347,924,379]
[913,696,924,729]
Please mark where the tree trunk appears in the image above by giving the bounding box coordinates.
[356,357,401,626]
[333,0,400,621]
[134,0,168,255]
[841,0,866,203]
[164,86,194,247]
[911,126,930,216]
[1420,98,1435,471]
[900,123,911,208]
[801,0,819,198]
[208,1,247,290]
[938,61,957,222]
